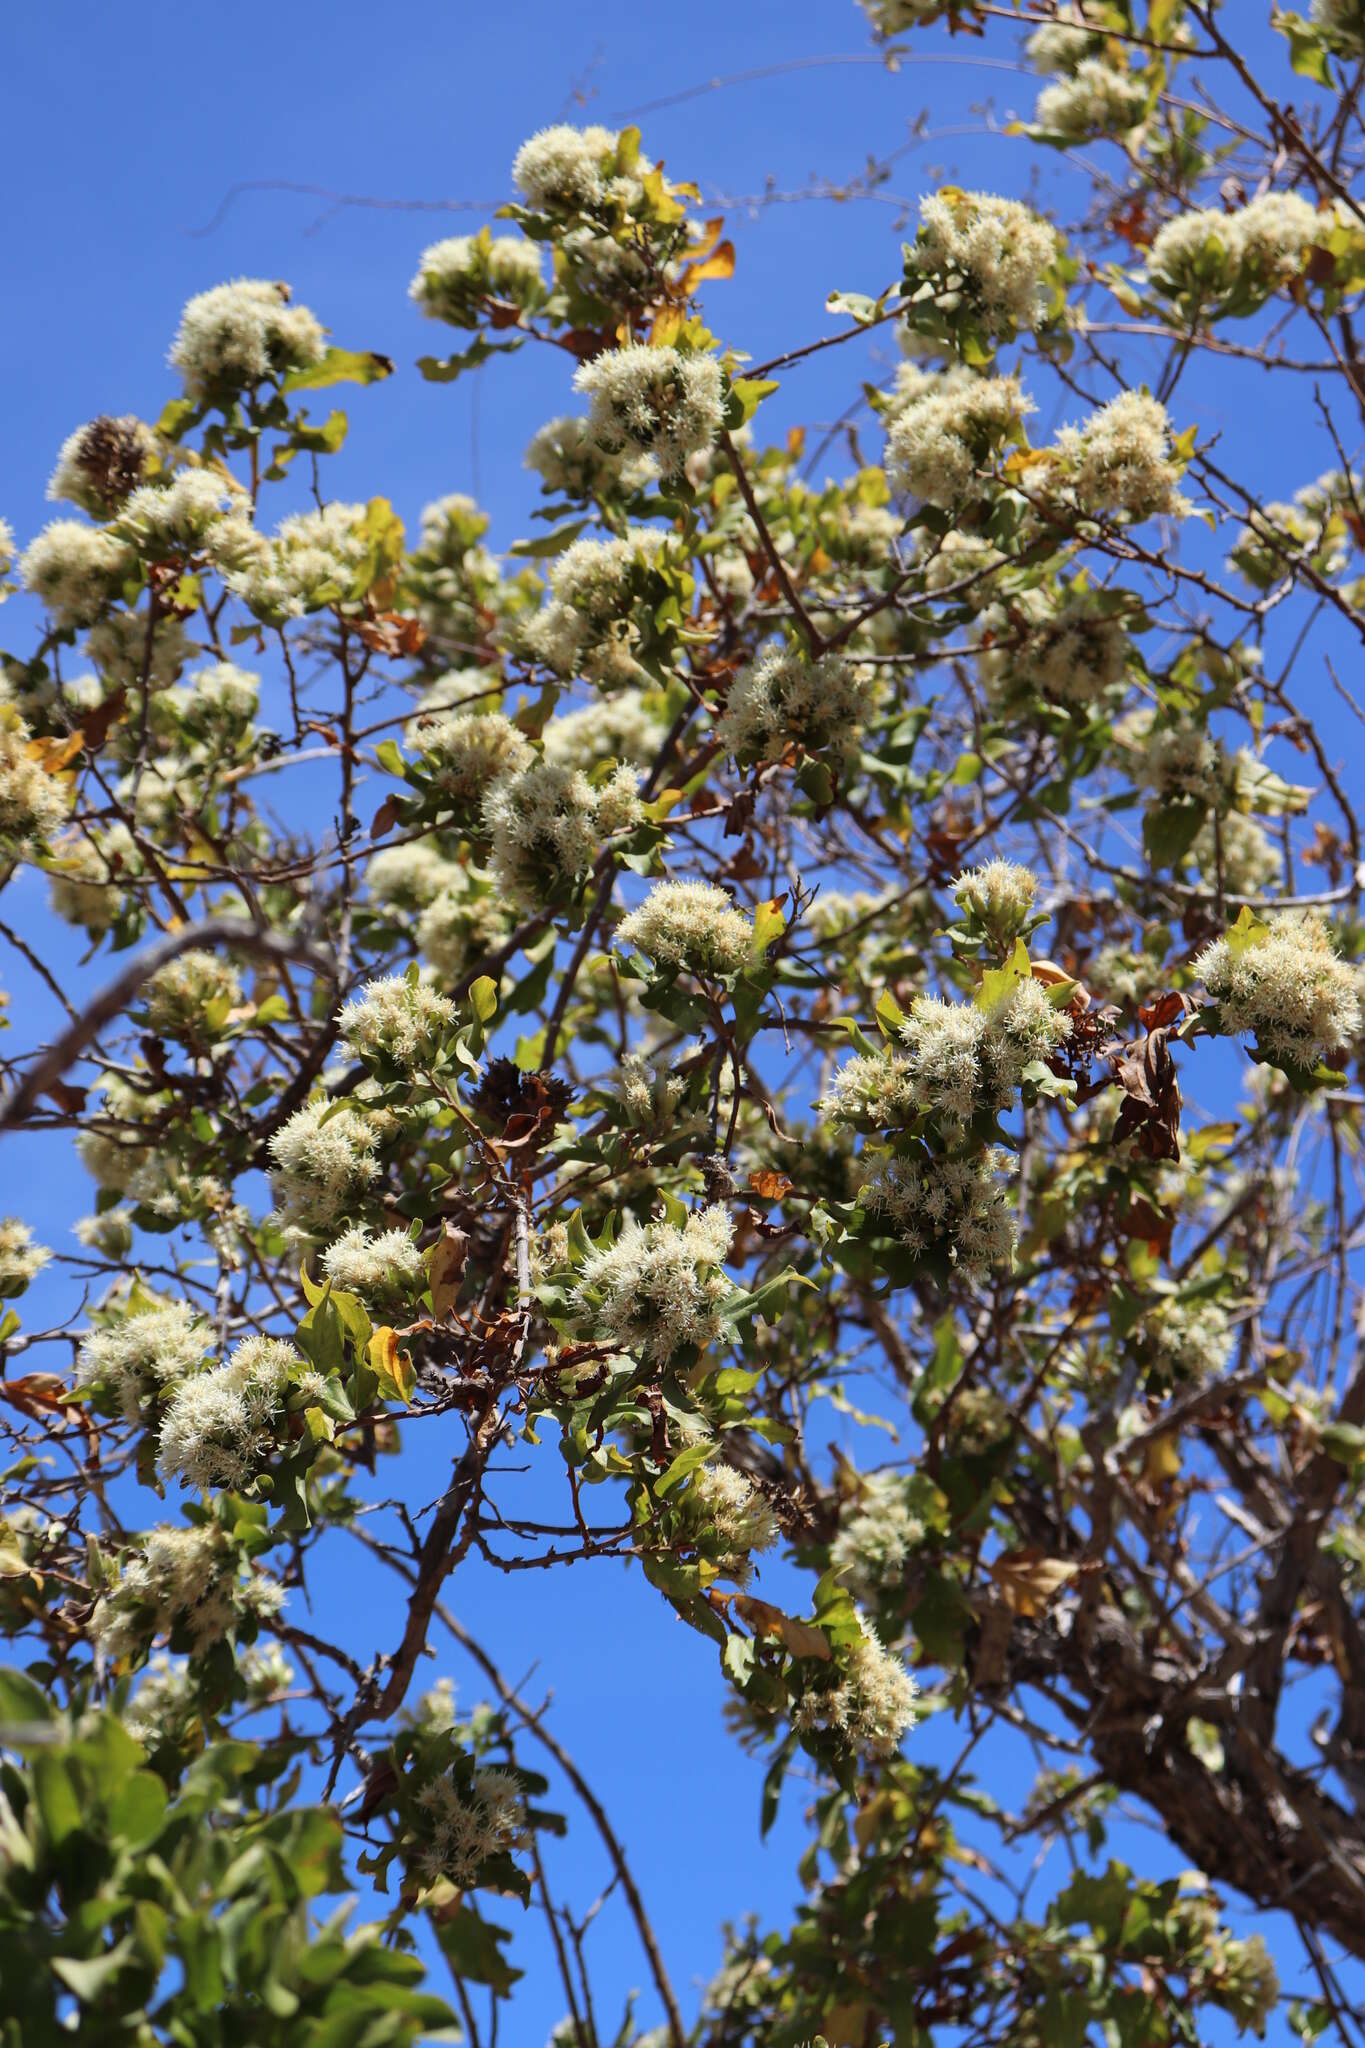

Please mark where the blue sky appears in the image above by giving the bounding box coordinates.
[3,2,1358,2041]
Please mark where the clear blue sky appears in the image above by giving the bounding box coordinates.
[2,4,1351,2041]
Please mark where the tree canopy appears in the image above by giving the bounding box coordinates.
[4,3,1365,2043]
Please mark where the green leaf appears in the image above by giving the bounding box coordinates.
[655,1441,715,1496]
[52,1941,137,2003]
[435,1906,522,1995]
[0,1666,54,1729]
[417,335,522,383]
[109,1768,168,1851]
[724,376,780,426]
[760,1730,798,1837]
[874,990,906,1039]
[32,1751,82,1844]
[282,347,395,392]
[509,519,589,559]
[469,975,499,1026]
[977,939,1031,1011]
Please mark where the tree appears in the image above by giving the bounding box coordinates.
[2,1,1365,2039]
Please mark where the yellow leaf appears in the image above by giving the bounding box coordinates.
[751,896,788,958]
[683,240,736,287]
[1143,1434,1181,1485]
[27,732,84,776]
[369,1326,415,1407]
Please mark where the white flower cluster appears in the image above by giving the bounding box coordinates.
[115,467,249,561]
[572,1204,734,1363]
[953,860,1039,947]
[559,225,656,306]
[77,1078,245,1244]
[482,759,642,903]
[941,1382,1012,1456]
[886,366,1033,507]
[414,1766,528,1888]
[0,717,73,851]
[685,1459,780,1580]
[240,1641,296,1703]
[225,501,371,622]
[977,588,1130,710]
[168,279,327,399]
[142,949,243,1042]
[1135,719,1228,805]
[716,645,878,761]
[512,124,646,215]
[616,879,754,978]
[406,707,533,807]
[858,0,955,31]
[1230,470,1359,589]
[906,979,1070,1117]
[1135,1296,1234,1383]
[1188,814,1280,897]
[1199,1929,1281,2036]
[75,1302,210,1417]
[862,1147,1018,1275]
[543,690,665,771]
[616,1049,687,1128]
[1034,56,1149,140]
[48,415,157,515]
[416,870,513,980]
[180,658,260,730]
[87,609,191,693]
[340,974,456,1071]
[520,528,671,685]
[91,1521,283,1660]
[822,979,1069,1129]
[321,1225,425,1308]
[1047,391,1188,522]
[909,188,1059,334]
[525,415,656,499]
[267,1099,380,1235]
[790,1623,919,1758]
[574,344,726,480]
[0,1219,49,1299]
[806,889,883,941]
[409,233,544,321]
[158,1334,305,1493]
[73,1207,135,1259]
[122,1653,201,1750]
[826,496,903,567]
[1147,191,1324,308]
[20,520,131,627]
[829,1471,925,1603]
[1027,5,1108,74]
[367,837,464,912]
[1194,911,1362,1070]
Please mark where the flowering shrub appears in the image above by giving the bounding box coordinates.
[6,19,1365,2044]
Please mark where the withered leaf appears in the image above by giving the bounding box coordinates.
[0,1374,83,1425]
[370,794,401,841]
[732,1592,831,1661]
[427,1225,470,1323]
[989,1549,1078,1618]
[1112,1025,1182,1161]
